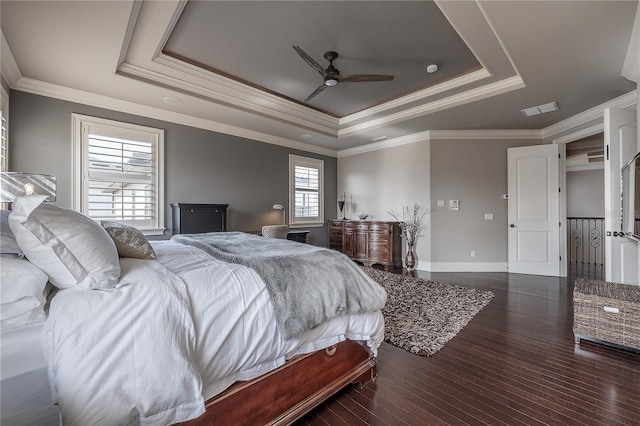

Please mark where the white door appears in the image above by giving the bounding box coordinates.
[604,107,638,284]
[508,144,563,276]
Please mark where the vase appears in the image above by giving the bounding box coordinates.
[405,240,415,270]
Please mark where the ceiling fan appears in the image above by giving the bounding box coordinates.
[292,45,394,102]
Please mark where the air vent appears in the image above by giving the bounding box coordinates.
[521,101,558,117]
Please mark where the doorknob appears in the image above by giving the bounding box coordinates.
[510,224,515,228]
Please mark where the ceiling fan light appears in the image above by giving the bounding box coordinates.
[325,78,338,87]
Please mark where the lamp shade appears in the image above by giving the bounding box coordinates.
[0,172,57,202]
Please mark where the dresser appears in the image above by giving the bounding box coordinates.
[329,220,402,271]
[171,203,228,235]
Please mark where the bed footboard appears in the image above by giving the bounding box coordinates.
[179,339,377,426]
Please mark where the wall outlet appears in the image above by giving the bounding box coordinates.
[470,250,476,258]
[449,200,459,210]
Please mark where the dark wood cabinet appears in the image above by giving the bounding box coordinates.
[171,203,228,235]
[287,230,309,243]
[328,220,402,271]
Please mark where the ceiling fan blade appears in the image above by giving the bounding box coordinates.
[338,74,395,83]
[304,84,328,102]
[292,45,327,77]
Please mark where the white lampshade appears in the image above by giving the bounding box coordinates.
[0,172,57,203]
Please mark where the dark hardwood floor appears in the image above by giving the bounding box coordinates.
[297,264,640,425]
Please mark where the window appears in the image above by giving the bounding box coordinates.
[1,87,8,173]
[72,114,164,235]
[289,154,324,227]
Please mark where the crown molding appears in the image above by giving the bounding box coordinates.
[1,30,22,86]
[12,77,338,158]
[552,123,604,145]
[338,75,526,138]
[149,54,339,135]
[338,128,542,157]
[116,1,143,70]
[541,90,637,140]
[429,129,541,140]
[339,68,491,125]
[338,131,432,157]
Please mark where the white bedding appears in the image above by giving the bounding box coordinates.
[45,240,385,425]
[1,323,59,425]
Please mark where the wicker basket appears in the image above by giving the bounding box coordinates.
[573,278,640,352]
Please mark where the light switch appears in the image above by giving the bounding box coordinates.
[449,200,459,211]
[437,200,445,207]
[484,213,494,220]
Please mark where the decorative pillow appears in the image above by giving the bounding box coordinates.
[1,210,22,256]
[101,221,157,259]
[8,195,120,290]
[0,257,48,327]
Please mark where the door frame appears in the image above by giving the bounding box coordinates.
[551,124,604,277]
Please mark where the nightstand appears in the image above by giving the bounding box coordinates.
[287,230,309,243]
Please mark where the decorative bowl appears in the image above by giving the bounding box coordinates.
[358,213,368,220]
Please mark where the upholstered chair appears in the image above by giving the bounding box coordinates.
[261,225,290,239]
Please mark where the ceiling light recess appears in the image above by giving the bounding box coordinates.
[521,101,558,117]
[426,64,439,74]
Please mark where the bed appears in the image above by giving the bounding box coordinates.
[1,196,386,425]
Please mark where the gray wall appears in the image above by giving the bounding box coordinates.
[338,140,431,265]
[430,138,539,262]
[8,90,337,246]
[566,169,604,217]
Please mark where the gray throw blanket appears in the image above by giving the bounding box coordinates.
[171,232,387,339]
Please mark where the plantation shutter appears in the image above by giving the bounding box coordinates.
[295,165,320,218]
[289,155,324,226]
[83,123,157,229]
[1,90,8,173]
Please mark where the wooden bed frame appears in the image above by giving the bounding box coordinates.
[179,339,377,425]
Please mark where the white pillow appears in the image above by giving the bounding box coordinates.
[1,210,23,256]
[9,195,121,290]
[0,257,48,327]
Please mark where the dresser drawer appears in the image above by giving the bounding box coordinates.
[329,220,343,228]
[368,223,390,232]
[344,223,369,231]
[368,231,390,241]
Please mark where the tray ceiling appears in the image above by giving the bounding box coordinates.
[1,0,637,153]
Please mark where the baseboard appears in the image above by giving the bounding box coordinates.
[418,261,508,272]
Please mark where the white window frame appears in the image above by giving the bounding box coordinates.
[1,86,9,173]
[289,154,324,228]
[72,114,165,235]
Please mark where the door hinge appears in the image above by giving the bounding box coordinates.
[560,256,562,261]
[558,154,561,159]
[559,221,561,227]
[559,187,561,193]
[606,145,609,160]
